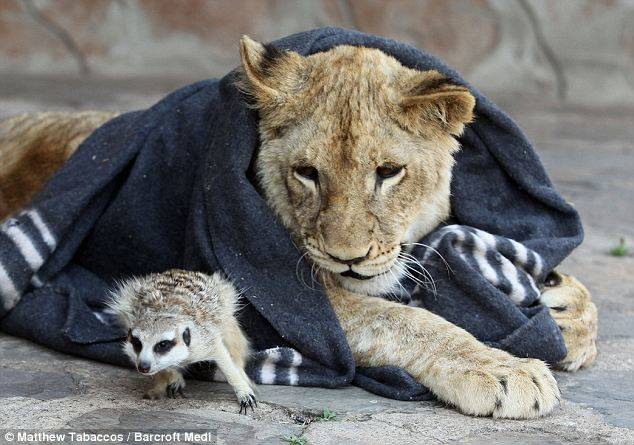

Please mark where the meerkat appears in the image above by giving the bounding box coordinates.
[107,269,256,413]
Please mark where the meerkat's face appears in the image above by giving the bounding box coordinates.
[123,321,192,375]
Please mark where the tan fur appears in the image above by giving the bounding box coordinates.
[0,111,117,222]
[0,37,597,418]
[540,271,598,371]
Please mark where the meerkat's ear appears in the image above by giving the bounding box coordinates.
[237,35,308,110]
[182,327,191,346]
[396,70,475,137]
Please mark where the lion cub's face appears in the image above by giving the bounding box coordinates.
[238,37,475,296]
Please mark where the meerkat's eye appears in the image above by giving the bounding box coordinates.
[153,339,175,354]
[130,335,143,354]
[182,327,191,346]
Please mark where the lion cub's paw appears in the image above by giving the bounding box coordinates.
[445,355,560,419]
[540,271,598,372]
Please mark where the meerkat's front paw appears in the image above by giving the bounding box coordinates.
[165,373,186,399]
[143,369,186,400]
[143,386,166,400]
[435,352,560,419]
[236,386,257,414]
[540,271,598,371]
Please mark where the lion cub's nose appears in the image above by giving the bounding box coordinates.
[326,247,371,265]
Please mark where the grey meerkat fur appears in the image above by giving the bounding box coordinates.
[107,268,256,413]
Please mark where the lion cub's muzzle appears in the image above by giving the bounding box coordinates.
[340,269,375,280]
[304,238,401,280]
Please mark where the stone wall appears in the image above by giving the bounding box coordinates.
[0,0,632,106]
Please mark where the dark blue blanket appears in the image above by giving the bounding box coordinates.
[0,27,581,401]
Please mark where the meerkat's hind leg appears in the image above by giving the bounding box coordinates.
[213,337,256,414]
[143,368,185,400]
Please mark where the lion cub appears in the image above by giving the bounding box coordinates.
[108,269,256,413]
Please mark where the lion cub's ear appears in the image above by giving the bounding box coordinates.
[238,35,307,111]
[396,70,475,137]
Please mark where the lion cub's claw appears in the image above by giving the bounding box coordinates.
[490,359,560,419]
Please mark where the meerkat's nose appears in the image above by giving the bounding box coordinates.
[138,362,151,373]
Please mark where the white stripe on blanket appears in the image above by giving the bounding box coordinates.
[289,349,302,385]
[2,221,44,271]
[260,347,282,384]
[0,208,57,309]
[0,260,20,310]
[25,209,57,250]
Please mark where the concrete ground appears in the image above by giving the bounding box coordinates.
[1,76,633,444]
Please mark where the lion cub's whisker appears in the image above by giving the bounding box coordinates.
[398,256,438,293]
[388,267,409,300]
[402,242,453,274]
[393,261,426,291]
[394,259,437,295]
[397,252,437,290]
[399,251,439,288]
[295,251,310,289]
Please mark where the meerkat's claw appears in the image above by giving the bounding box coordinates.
[141,369,186,400]
[237,391,257,414]
[166,382,186,399]
[166,372,186,399]
[249,394,256,411]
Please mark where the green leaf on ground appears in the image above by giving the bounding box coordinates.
[282,434,307,445]
[317,408,337,421]
[610,238,629,257]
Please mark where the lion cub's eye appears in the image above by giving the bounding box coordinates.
[376,164,404,179]
[294,166,319,182]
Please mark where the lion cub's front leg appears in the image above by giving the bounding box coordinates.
[327,286,560,418]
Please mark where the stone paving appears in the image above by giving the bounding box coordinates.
[0,78,633,444]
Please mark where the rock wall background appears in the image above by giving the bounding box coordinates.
[0,0,633,106]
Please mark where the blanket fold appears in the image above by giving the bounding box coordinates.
[0,27,581,401]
